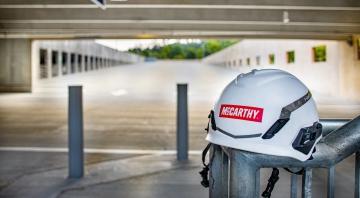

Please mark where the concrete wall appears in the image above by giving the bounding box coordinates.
[338,36,360,100]
[0,39,32,92]
[203,39,360,101]
[32,40,143,80]
[0,39,143,93]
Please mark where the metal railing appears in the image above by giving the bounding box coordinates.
[209,117,359,198]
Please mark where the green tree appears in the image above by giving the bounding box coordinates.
[128,39,237,60]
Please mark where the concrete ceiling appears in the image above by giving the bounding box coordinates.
[0,0,359,40]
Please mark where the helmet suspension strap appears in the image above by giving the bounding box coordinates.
[262,168,280,198]
[200,143,212,188]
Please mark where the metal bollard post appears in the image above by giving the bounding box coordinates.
[177,84,188,160]
[68,86,84,178]
[355,152,360,198]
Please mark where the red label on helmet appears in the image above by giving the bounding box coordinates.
[219,104,264,122]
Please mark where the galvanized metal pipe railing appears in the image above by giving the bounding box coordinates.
[321,119,351,136]
[209,117,359,198]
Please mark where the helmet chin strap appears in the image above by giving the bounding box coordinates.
[200,112,216,188]
[199,143,213,188]
[262,168,280,198]
[262,148,316,197]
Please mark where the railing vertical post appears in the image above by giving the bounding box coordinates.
[176,84,188,161]
[68,86,84,178]
[302,168,313,198]
[290,174,298,198]
[327,166,335,198]
[229,151,258,198]
[209,145,223,198]
[255,168,260,198]
[222,150,229,198]
[355,152,360,198]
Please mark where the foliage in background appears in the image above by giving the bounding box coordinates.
[313,45,327,62]
[128,40,238,59]
[269,54,275,64]
[287,51,295,63]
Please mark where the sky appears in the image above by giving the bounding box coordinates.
[95,39,202,51]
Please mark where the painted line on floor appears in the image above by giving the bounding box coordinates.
[0,146,202,155]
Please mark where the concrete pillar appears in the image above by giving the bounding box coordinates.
[58,51,62,77]
[67,53,71,75]
[74,53,78,73]
[47,49,52,79]
[338,35,360,101]
[82,55,85,72]
[0,39,32,92]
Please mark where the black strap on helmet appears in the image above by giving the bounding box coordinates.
[200,113,216,188]
[199,143,212,188]
[263,145,318,197]
[209,110,217,131]
[262,168,280,198]
[284,167,304,175]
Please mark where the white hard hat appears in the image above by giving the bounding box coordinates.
[206,69,322,161]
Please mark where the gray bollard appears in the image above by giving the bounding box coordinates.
[177,84,188,161]
[355,152,360,198]
[68,86,84,178]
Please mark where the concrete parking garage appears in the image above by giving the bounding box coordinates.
[1,59,360,197]
[1,0,360,197]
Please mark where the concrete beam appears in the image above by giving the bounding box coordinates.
[0,21,358,39]
[0,0,359,7]
[0,8,359,23]
[0,30,354,40]
[1,20,358,30]
[0,0,358,39]
[0,4,359,11]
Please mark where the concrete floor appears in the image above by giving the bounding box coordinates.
[0,151,356,198]
[1,60,359,150]
[59,158,356,198]
[0,60,360,197]
[0,151,139,191]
